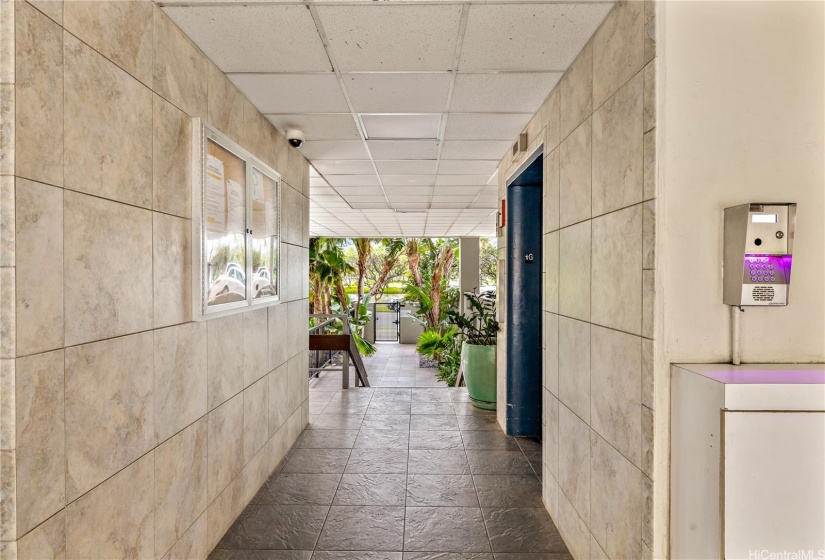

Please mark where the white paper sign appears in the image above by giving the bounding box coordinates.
[226,179,245,234]
[205,155,226,233]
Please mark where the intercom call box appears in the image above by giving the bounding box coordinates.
[723,203,796,306]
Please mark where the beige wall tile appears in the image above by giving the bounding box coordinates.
[64,191,153,346]
[643,60,656,133]
[66,451,154,560]
[243,376,268,464]
[207,62,244,144]
[592,0,645,108]
[591,204,642,335]
[542,88,561,155]
[558,403,591,523]
[643,129,656,200]
[590,432,642,560]
[543,148,560,234]
[543,468,559,522]
[64,33,152,208]
[592,72,643,217]
[153,94,192,219]
[642,200,655,269]
[267,303,288,371]
[287,299,307,359]
[64,0,154,86]
[592,535,610,560]
[287,147,305,192]
[644,0,656,64]
[14,179,63,355]
[544,389,559,479]
[287,353,306,416]
[543,231,559,314]
[558,221,591,322]
[154,322,207,444]
[590,325,641,468]
[559,41,593,141]
[0,85,13,176]
[274,128,290,183]
[153,7,207,118]
[641,338,653,409]
[0,449,15,541]
[14,350,65,535]
[0,267,13,358]
[207,393,244,503]
[0,178,11,267]
[153,212,192,328]
[64,332,154,501]
[543,312,559,396]
[206,473,243,552]
[642,269,654,339]
[154,419,207,559]
[26,1,61,25]
[558,316,590,423]
[207,313,244,411]
[557,485,591,560]
[15,1,62,186]
[268,363,289,437]
[559,118,592,228]
[242,442,270,506]
[641,405,653,478]
[0,359,13,449]
[243,307,269,388]
[301,156,310,198]
[642,473,653,548]
[0,0,14,84]
[160,512,206,560]
[16,510,65,560]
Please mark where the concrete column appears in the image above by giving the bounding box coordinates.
[459,237,480,315]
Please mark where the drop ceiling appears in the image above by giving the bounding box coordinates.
[160,0,614,238]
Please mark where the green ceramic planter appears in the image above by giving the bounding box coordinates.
[461,342,497,410]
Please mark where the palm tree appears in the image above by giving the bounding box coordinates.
[309,238,354,314]
[353,238,371,313]
[368,238,405,298]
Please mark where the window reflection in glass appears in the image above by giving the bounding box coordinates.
[205,138,247,306]
[251,166,279,300]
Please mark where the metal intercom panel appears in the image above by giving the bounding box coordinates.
[723,203,796,306]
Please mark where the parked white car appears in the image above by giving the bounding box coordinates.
[252,267,275,298]
[208,262,246,303]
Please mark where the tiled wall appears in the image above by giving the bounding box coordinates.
[496,2,657,558]
[0,1,311,558]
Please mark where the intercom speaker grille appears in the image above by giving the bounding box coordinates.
[752,285,775,302]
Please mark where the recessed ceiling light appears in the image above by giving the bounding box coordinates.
[360,114,443,140]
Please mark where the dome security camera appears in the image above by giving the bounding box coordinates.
[286,129,305,149]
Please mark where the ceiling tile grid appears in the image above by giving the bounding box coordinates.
[159,0,615,237]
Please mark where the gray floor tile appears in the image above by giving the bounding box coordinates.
[333,474,407,506]
[261,474,342,505]
[412,403,456,415]
[465,451,534,475]
[311,415,365,430]
[313,553,402,560]
[462,432,520,451]
[406,475,479,507]
[213,551,313,560]
[457,415,501,431]
[346,449,408,474]
[411,389,453,403]
[408,450,470,475]
[317,506,405,551]
[472,475,544,508]
[409,430,464,450]
[360,415,411,431]
[453,403,490,416]
[483,508,567,553]
[403,507,491,553]
[493,553,574,559]
[281,449,351,474]
[367,401,412,415]
[230,505,328,550]
[299,430,359,449]
[354,428,410,450]
[410,415,459,431]
[403,554,493,560]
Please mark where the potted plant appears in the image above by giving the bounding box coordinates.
[446,292,499,409]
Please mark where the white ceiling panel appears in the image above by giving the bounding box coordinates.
[336,187,385,196]
[298,141,370,160]
[368,141,439,160]
[349,202,389,209]
[444,113,534,140]
[163,5,331,73]
[375,160,439,175]
[313,160,376,175]
[310,177,330,188]
[345,73,452,113]
[459,3,613,71]
[438,160,499,175]
[435,175,492,186]
[325,174,380,187]
[440,140,513,161]
[381,175,436,187]
[433,186,483,196]
[317,5,463,72]
[451,73,562,113]
[361,114,442,140]
[266,114,360,141]
[230,74,348,113]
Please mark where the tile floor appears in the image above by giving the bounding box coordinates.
[363,343,449,387]
[209,378,571,559]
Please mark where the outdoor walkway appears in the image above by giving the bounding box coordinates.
[208,382,569,559]
[364,343,449,387]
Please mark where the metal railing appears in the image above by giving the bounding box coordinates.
[308,314,349,379]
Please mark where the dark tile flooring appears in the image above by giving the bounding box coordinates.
[209,383,570,560]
